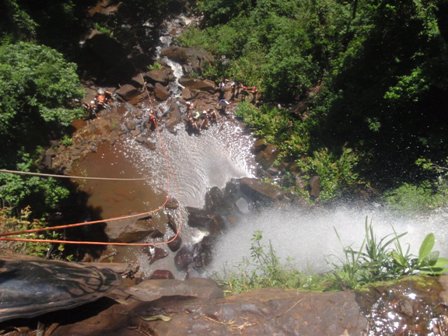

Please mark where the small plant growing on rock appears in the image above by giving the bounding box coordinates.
[331,218,448,289]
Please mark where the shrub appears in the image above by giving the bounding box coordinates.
[0,206,64,257]
[384,182,448,213]
[0,41,85,136]
[296,147,360,201]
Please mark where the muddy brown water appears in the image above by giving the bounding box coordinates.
[70,141,165,263]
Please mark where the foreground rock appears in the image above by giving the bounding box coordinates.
[4,275,446,335]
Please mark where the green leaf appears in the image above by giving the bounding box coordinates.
[418,233,435,264]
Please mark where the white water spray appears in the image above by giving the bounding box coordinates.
[207,205,448,275]
[123,122,256,208]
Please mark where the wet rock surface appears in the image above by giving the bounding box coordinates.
[4,276,447,335]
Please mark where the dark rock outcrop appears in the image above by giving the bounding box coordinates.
[161,46,214,75]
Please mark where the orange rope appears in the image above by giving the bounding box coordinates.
[0,196,168,238]
[0,76,184,248]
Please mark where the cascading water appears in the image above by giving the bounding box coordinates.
[122,15,256,209]
[207,205,448,275]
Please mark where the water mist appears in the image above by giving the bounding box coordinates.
[207,205,448,275]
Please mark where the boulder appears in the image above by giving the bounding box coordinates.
[174,246,194,271]
[143,247,169,265]
[167,234,182,252]
[144,68,174,85]
[252,138,268,154]
[178,78,216,93]
[239,178,285,204]
[181,87,196,100]
[115,84,140,101]
[154,83,170,101]
[105,216,166,243]
[186,207,225,236]
[164,101,182,132]
[160,46,214,75]
[130,73,146,88]
[255,143,279,169]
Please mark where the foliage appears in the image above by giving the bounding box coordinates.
[384,182,448,213]
[60,134,73,147]
[216,231,329,294]
[0,0,38,40]
[218,225,448,294]
[330,219,448,289]
[148,61,163,71]
[94,23,113,37]
[0,41,82,215]
[0,41,84,135]
[296,147,361,201]
[181,0,448,201]
[0,168,70,212]
[0,206,65,258]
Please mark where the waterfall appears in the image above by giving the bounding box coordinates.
[123,122,256,208]
[207,205,448,275]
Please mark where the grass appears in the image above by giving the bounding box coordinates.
[216,221,448,294]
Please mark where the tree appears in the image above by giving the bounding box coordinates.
[0,41,84,138]
[0,41,84,212]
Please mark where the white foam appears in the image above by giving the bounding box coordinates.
[207,205,448,275]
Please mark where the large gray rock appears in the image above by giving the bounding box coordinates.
[161,46,214,75]
[105,216,165,243]
[115,84,140,101]
[164,101,182,132]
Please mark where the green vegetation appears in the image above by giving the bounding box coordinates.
[217,231,329,293]
[0,2,89,246]
[218,227,448,294]
[0,41,84,215]
[0,207,65,257]
[180,0,448,204]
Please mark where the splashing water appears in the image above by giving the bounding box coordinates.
[122,122,257,208]
[207,205,448,275]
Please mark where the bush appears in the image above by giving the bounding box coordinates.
[296,147,360,201]
[217,226,448,294]
[384,182,448,213]
[0,206,64,257]
[0,41,84,136]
